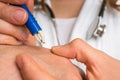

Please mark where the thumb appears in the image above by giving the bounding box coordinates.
[51,38,110,66]
[16,54,57,80]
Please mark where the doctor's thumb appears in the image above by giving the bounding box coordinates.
[51,38,109,67]
[16,54,57,80]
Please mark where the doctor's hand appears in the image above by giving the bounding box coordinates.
[16,54,86,80]
[0,45,84,80]
[52,38,120,80]
[16,54,59,80]
[0,0,35,45]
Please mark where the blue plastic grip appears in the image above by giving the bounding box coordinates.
[20,5,42,35]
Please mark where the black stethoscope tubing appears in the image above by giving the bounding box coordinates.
[99,0,106,17]
[43,0,107,40]
[46,0,106,19]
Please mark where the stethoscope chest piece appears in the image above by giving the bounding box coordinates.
[86,0,106,40]
[93,24,106,38]
[93,17,106,38]
[86,17,106,40]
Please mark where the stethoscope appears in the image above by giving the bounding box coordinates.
[34,0,107,41]
[86,0,106,40]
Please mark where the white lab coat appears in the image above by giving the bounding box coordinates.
[34,0,120,68]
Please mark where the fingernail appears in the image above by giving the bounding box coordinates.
[14,9,27,24]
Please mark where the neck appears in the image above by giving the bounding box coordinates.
[51,0,85,18]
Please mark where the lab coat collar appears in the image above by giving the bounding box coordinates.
[69,0,103,41]
[34,0,103,48]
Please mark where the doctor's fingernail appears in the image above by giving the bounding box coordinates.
[13,9,27,24]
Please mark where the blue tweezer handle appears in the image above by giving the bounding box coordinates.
[20,5,42,35]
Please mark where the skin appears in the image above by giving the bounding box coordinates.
[0,0,84,80]
[0,0,35,45]
[16,38,120,80]
[0,0,85,45]
[0,45,83,80]
[0,0,33,25]
[51,38,120,80]
[16,54,59,80]
[16,54,86,80]
[0,0,119,44]
[51,0,85,18]
[0,0,120,80]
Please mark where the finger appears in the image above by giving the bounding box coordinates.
[52,38,94,61]
[0,0,28,4]
[0,3,28,25]
[26,0,34,12]
[0,34,23,45]
[16,54,57,80]
[0,0,34,9]
[51,38,109,65]
[0,19,28,41]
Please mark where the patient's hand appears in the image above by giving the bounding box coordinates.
[0,45,83,80]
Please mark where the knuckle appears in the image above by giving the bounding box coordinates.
[70,38,82,47]
[73,38,82,43]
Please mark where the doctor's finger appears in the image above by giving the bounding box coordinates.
[0,34,23,45]
[0,2,28,25]
[51,38,107,65]
[0,0,27,4]
[0,19,29,41]
[16,54,58,80]
[0,0,34,9]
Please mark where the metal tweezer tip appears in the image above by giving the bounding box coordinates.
[35,31,45,44]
